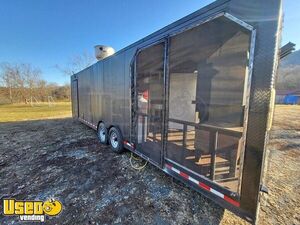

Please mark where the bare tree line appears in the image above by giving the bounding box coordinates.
[0,62,70,104]
[277,65,300,90]
[55,51,96,76]
[0,51,96,104]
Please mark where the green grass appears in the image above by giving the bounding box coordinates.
[0,102,72,122]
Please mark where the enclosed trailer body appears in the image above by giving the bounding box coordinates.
[71,0,282,223]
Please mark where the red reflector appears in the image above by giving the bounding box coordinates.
[179,171,189,180]
[199,182,210,191]
[224,195,240,207]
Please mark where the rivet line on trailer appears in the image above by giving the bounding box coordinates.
[79,118,97,129]
[165,164,240,207]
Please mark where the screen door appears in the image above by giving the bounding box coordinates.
[133,42,166,166]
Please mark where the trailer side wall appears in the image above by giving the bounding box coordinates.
[70,0,282,223]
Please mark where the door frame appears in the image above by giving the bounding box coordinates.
[72,78,80,118]
[131,38,168,168]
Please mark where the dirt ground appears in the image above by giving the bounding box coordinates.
[0,105,299,225]
[258,105,300,225]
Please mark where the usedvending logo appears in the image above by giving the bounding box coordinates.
[2,198,63,222]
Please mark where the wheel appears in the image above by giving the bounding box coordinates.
[97,122,108,144]
[108,127,124,153]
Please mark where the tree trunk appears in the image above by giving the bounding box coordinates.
[9,86,13,104]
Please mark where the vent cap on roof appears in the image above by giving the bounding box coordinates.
[94,45,115,60]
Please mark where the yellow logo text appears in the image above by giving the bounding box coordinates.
[3,199,62,222]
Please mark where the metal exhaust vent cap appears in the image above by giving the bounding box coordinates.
[94,45,115,60]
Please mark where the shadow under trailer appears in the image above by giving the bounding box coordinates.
[71,0,282,224]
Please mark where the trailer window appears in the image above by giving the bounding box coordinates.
[166,16,252,194]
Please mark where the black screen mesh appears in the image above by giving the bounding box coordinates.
[166,16,251,193]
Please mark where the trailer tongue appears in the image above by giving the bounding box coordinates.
[71,0,282,223]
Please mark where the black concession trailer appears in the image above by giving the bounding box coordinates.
[71,0,282,223]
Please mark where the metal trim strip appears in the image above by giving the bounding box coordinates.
[165,163,240,207]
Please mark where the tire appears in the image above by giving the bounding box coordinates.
[97,122,108,144]
[108,127,124,153]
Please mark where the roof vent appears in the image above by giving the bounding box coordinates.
[94,45,115,60]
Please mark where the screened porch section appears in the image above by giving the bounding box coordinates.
[165,16,252,193]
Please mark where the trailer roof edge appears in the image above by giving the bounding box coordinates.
[71,0,230,75]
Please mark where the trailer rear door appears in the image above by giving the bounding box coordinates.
[71,79,79,118]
